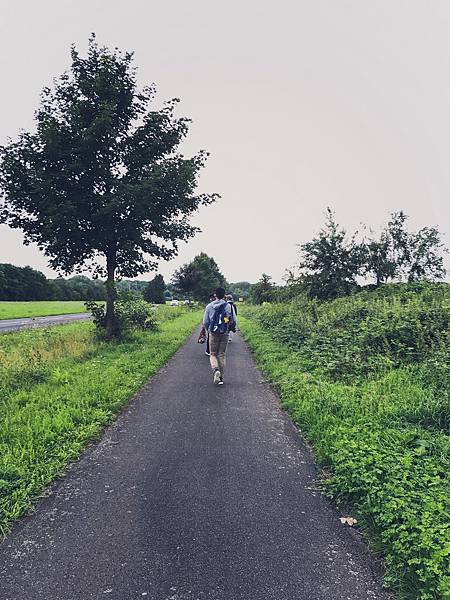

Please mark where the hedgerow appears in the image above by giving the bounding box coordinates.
[240,283,449,599]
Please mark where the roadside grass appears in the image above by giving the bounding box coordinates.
[240,285,449,600]
[0,307,202,536]
[0,301,90,320]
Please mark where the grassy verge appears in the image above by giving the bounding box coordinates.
[0,307,202,536]
[239,305,449,600]
[0,301,90,320]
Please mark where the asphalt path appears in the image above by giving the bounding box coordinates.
[0,331,388,600]
[0,312,91,333]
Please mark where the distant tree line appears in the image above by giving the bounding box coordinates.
[0,264,106,301]
[0,264,178,304]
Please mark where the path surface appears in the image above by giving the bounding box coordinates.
[0,332,388,600]
[0,312,90,334]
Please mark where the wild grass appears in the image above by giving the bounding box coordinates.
[0,307,202,536]
[240,283,449,600]
[0,301,89,320]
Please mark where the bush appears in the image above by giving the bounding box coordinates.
[86,292,158,338]
[247,283,449,383]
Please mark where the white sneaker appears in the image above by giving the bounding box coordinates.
[218,378,224,386]
[213,369,221,385]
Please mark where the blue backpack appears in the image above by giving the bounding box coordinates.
[209,302,232,334]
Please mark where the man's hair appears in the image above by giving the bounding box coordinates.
[215,287,225,299]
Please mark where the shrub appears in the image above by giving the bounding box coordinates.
[86,292,158,338]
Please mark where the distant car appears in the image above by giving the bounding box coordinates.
[170,299,179,306]
[183,299,190,305]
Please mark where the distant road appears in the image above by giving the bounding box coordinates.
[0,312,91,334]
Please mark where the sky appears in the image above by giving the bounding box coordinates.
[0,0,449,284]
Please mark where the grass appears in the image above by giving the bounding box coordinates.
[0,306,202,537]
[0,301,90,320]
[240,284,449,600]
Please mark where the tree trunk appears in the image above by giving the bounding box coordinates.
[105,252,117,339]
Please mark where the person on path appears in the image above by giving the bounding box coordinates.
[203,287,235,385]
[225,294,238,342]
[204,293,216,356]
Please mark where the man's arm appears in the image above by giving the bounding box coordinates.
[203,304,211,329]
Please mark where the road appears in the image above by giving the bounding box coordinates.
[0,312,91,333]
[0,332,388,600]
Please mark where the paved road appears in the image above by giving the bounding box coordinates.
[0,332,388,600]
[0,312,91,334]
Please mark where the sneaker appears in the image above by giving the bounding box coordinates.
[213,369,221,385]
[218,378,224,386]
[205,351,210,356]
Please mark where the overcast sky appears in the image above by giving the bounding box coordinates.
[1,0,449,283]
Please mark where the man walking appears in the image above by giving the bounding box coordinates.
[203,287,235,385]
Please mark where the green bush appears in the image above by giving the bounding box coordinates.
[86,292,158,337]
[247,283,449,385]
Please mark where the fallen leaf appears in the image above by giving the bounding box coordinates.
[340,516,358,526]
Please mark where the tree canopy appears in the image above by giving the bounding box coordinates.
[249,273,275,304]
[298,208,364,300]
[364,211,447,284]
[143,274,166,304]
[0,35,217,336]
[172,253,227,301]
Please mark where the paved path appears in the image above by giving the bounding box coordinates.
[0,332,387,600]
[0,312,91,334]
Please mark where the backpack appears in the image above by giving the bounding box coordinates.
[209,302,233,334]
[228,302,237,332]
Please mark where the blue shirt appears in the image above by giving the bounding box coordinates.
[203,299,235,330]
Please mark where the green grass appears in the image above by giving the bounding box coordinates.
[0,301,90,320]
[0,307,202,536]
[240,284,449,600]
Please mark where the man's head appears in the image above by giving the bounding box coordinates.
[215,287,225,299]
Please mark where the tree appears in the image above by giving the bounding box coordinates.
[364,212,447,284]
[249,273,275,304]
[143,274,166,304]
[0,36,217,337]
[299,208,364,300]
[407,226,447,281]
[172,253,226,301]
